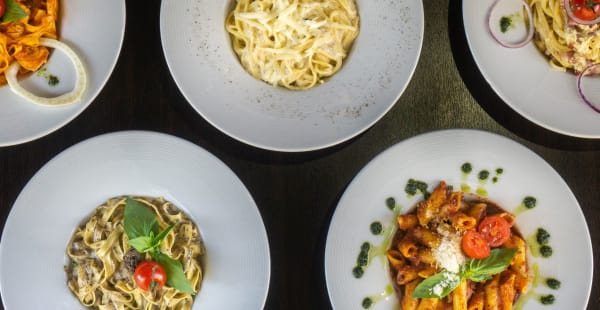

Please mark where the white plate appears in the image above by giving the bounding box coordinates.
[0,0,125,146]
[325,129,592,309]
[0,131,271,309]
[160,0,423,152]
[463,0,600,138]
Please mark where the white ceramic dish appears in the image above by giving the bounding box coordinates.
[325,129,592,309]
[0,131,271,309]
[0,0,125,146]
[160,0,424,152]
[463,0,600,138]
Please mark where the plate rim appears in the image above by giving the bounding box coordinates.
[324,128,593,309]
[461,0,600,139]
[0,0,127,147]
[0,130,272,309]
[159,0,425,152]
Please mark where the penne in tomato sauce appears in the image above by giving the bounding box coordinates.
[388,181,531,310]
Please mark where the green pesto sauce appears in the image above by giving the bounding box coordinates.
[492,176,499,183]
[540,294,555,305]
[496,168,504,175]
[500,16,513,33]
[36,67,60,87]
[385,197,396,210]
[352,202,401,278]
[461,162,473,174]
[513,196,537,216]
[370,221,383,235]
[478,170,490,180]
[361,284,394,309]
[545,278,561,290]
[405,179,429,198]
[527,230,553,258]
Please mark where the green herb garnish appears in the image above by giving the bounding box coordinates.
[1,0,27,23]
[123,197,194,294]
[412,248,517,298]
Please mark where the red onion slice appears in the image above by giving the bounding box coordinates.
[487,0,534,48]
[577,63,600,113]
[563,0,600,25]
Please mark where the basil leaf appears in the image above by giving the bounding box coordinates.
[128,236,154,253]
[464,248,517,282]
[152,223,176,246]
[153,252,195,295]
[123,197,159,240]
[1,0,27,23]
[412,270,461,299]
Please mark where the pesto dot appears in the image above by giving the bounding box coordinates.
[536,228,551,245]
[523,196,537,209]
[361,242,371,252]
[478,170,490,180]
[500,16,512,33]
[496,168,504,174]
[540,245,553,258]
[385,197,396,210]
[492,177,498,183]
[405,180,418,196]
[357,251,369,267]
[362,297,373,309]
[370,222,383,235]
[540,294,555,305]
[48,75,60,86]
[352,266,364,278]
[546,278,561,290]
[461,162,472,173]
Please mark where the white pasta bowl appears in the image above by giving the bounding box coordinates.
[325,129,592,309]
[160,0,424,152]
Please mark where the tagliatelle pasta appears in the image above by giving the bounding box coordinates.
[65,197,205,310]
[225,0,359,90]
[527,0,600,73]
[0,0,58,85]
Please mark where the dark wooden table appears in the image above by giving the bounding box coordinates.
[0,1,597,309]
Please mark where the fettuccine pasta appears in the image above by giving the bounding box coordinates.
[0,0,58,85]
[528,0,600,73]
[225,0,359,90]
[65,197,205,310]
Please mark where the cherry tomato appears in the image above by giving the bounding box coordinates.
[478,215,511,247]
[134,261,167,291]
[462,230,491,259]
[573,7,598,20]
[0,0,5,18]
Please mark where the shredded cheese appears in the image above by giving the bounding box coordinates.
[432,225,466,273]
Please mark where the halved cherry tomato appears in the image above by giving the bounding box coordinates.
[0,0,6,18]
[462,230,491,259]
[478,215,511,247]
[573,7,598,20]
[134,261,167,291]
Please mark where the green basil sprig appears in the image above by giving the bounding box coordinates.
[123,197,195,294]
[412,248,517,299]
[1,0,27,23]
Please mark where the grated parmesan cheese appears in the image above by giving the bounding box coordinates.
[432,225,466,273]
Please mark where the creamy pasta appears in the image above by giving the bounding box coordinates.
[65,197,205,310]
[225,0,360,90]
[528,0,600,73]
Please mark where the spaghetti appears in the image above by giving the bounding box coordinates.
[225,0,360,90]
[65,197,205,310]
[528,0,600,73]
